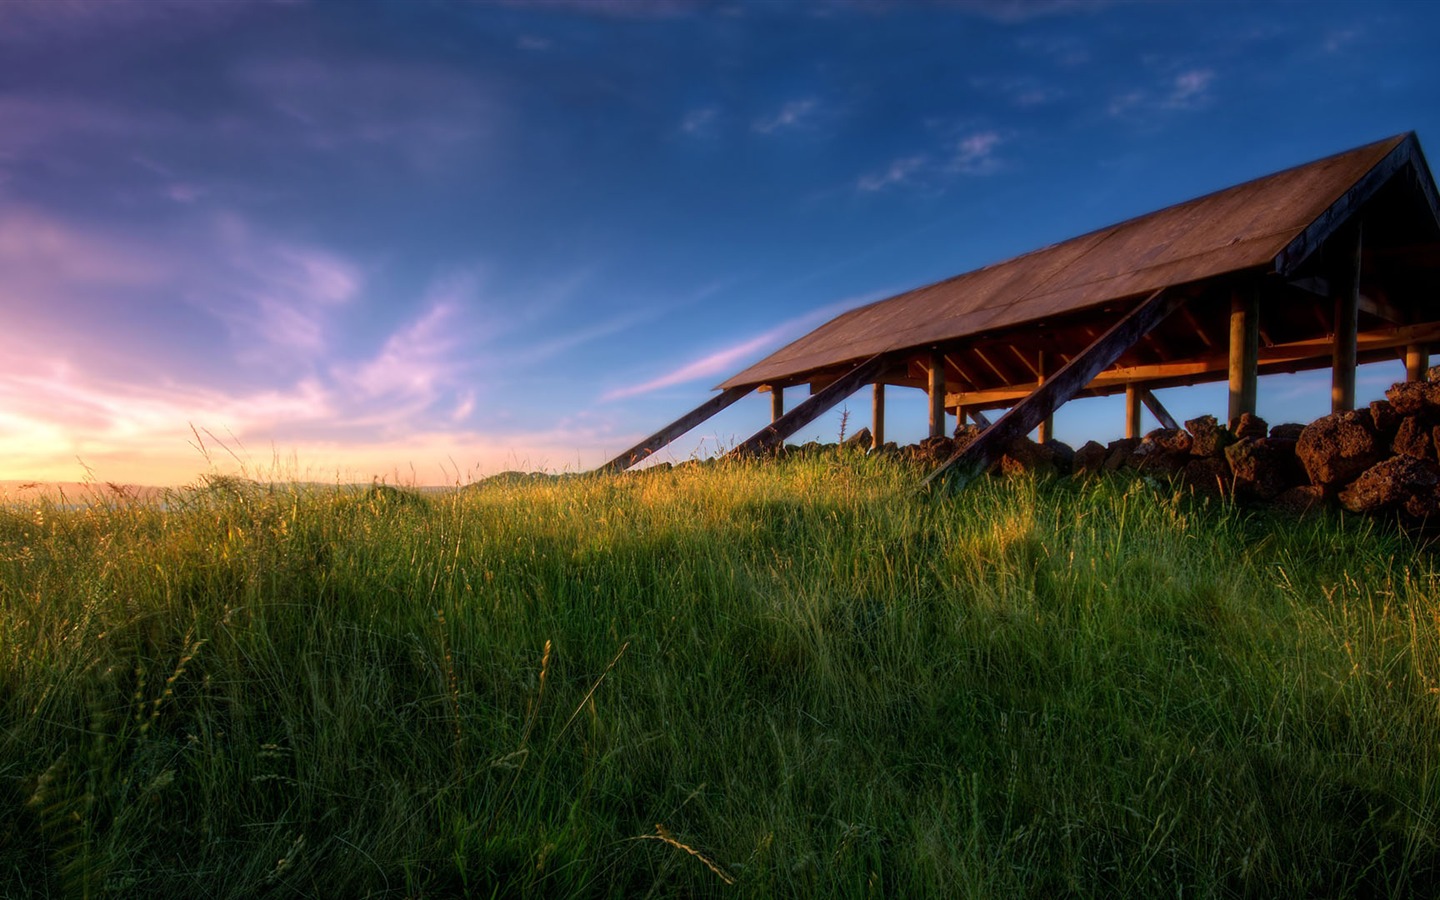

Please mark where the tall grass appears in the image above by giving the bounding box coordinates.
[1,457,1437,897]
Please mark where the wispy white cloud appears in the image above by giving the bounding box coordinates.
[857,129,1006,193]
[753,99,819,134]
[491,0,710,19]
[0,207,165,287]
[0,336,333,481]
[949,130,1004,174]
[1109,68,1216,117]
[819,0,1104,23]
[204,216,364,364]
[232,57,502,173]
[0,95,167,171]
[680,106,720,137]
[938,0,1105,23]
[341,301,461,404]
[0,0,245,48]
[970,75,1065,108]
[857,155,928,192]
[0,345,620,484]
[1163,68,1214,109]
[1106,90,1144,117]
[601,300,860,401]
[1322,26,1362,54]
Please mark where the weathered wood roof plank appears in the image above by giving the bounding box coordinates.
[719,133,1435,392]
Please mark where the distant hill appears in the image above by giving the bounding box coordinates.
[0,480,169,504]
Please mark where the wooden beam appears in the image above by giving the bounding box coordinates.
[1407,343,1429,382]
[731,355,888,458]
[1180,305,1214,348]
[1125,384,1142,439]
[922,288,1183,490]
[1036,350,1054,444]
[928,349,946,438]
[971,346,1010,385]
[1359,291,1406,325]
[1009,345,1041,379]
[1288,275,1330,297]
[872,382,885,449]
[770,385,785,423]
[950,356,983,392]
[1140,388,1178,431]
[1275,134,1420,275]
[596,386,753,473]
[1333,225,1361,412]
[1228,288,1259,428]
[970,409,992,428]
[942,320,1440,408]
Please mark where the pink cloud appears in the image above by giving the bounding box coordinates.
[601,299,869,401]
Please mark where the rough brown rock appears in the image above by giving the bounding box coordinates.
[1129,429,1190,474]
[1182,457,1231,497]
[1297,411,1383,488]
[1000,438,1059,477]
[1232,412,1269,441]
[1269,423,1306,442]
[1104,438,1140,471]
[1392,416,1433,460]
[997,439,1074,477]
[952,424,985,452]
[842,427,872,451]
[909,435,955,468]
[1047,440,1076,474]
[1403,487,1440,520]
[1073,440,1108,476]
[1338,456,1440,514]
[1226,438,1299,501]
[1185,415,1232,457]
[1370,400,1401,438]
[1384,381,1439,415]
[1273,484,1326,515]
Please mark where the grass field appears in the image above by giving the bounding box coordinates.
[2,455,1438,897]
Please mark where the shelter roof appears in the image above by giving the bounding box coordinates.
[719,133,1432,390]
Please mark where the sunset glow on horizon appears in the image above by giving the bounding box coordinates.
[4,0,1440,486]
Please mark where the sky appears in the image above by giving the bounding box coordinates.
[3,0,1440,486]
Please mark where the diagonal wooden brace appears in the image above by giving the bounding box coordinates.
[730,354,889,458]
[1140,388,1178,431]
[595,386,753,473]
[921,288,1184,490]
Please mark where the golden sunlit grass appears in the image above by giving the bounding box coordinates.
[1,454,1438,896]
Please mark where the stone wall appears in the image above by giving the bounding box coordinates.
[881,373,1440,520]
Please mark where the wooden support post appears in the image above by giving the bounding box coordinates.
[1228,289,1259,428]
[872,383,885,449]
[770,386,784,423]
[1332,225,1361,412]
[731,355,888,458]
[1036,350,1054,444]
[1140,388,1179,431]
[970,410,992,429]
[928,350,946,438]
[595,386,753,473]
[1125,384,1142,439]
[921,288,1182,490]
[1406,344,1428,382]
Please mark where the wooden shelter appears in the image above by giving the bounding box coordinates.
[599,133,1440,486]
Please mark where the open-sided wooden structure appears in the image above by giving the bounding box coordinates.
[598,133,1440,486]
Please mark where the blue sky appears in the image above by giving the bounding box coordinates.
[2,0,1439,485]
